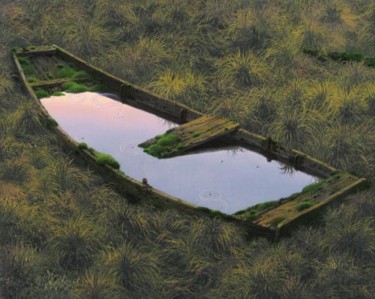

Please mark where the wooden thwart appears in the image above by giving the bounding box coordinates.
[140,115,240,158]
[30,77,89,88]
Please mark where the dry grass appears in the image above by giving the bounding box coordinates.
[1,0,375,297]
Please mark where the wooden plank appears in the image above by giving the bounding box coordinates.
[15,46,57,57]
[140,115,240,158]
[30,77,89,88]
[32,56,49,80]
[252,173,359,228]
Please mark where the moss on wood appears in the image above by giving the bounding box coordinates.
[141,133,182,158]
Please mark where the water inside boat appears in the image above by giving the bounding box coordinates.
[41,92,316,214]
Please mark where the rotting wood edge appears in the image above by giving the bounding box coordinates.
[12,45,368,241]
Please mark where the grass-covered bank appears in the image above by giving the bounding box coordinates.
[1,0,375,297]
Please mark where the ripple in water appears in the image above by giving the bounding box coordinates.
[119,142,143,156]
[199,189,222,201]
[198,189,228,210]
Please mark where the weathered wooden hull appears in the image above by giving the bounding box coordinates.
[12,45,368,241]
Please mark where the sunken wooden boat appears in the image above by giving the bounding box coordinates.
[12,45,368,241]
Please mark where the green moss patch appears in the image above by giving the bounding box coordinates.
[141,133,182,158]
[144,144,164,156]
[295,200,314,212]
[28,76,39,83]
[157,133,180,146]
[72,70,89,79]
[82,145,120,169]
[61,81,90,93]
[302,180,325,195]
[52,91,64,96]
[77,142,88,150]
[95,153,120,169]
[56,65,76,78]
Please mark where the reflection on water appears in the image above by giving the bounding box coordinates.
[278,163,297,175]
[41,92,316,214]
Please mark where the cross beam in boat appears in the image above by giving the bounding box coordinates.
[29,77,90,89]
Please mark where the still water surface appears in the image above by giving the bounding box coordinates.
[41,92,315,214]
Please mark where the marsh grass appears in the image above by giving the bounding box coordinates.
[218,51,271,88]
[102,243,162,297]
[6,103,44,135]
[1,158,30,183]
[49,216,104,271]
[74,270,120,299]
[2,0,375,297]
[0,72,14,95]
[0,244,44,298]
[51,160,92,193]
[149,70,187,100]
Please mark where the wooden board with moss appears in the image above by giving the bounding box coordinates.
[140,115,240,158]
[14,46,105,99]
[235,171,368,231]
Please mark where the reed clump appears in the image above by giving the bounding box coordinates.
[1,0,375,297]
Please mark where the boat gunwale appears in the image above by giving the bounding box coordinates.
[12,45,368,241]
